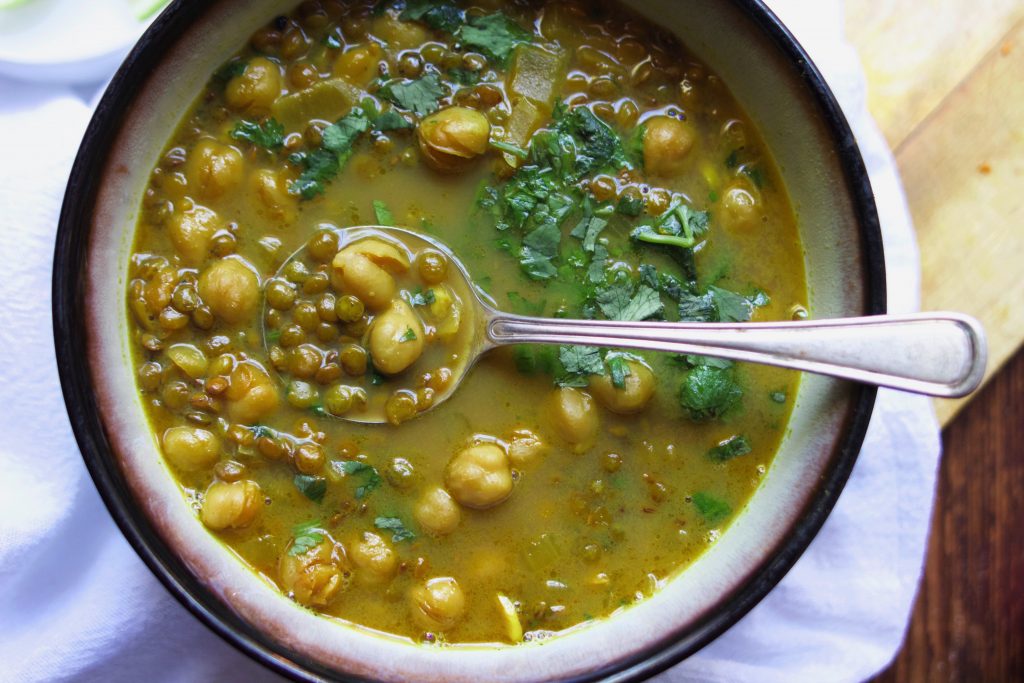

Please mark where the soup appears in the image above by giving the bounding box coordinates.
[126,0,806,645]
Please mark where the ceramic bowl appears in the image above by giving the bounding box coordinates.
[53,0,884,680]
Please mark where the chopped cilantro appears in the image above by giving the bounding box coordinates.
[558,345,603,380]
[587,244,609,284]
[374,516,416,542]
[379,73,446,116]
[490,139,530,160]
[596,278,663,322]
[399,327,417,342]
[372,110,413,131]
[507,291,544,315]
[408,287,436,306]
[679,365,743,421]
[250,425,274,440]
[294,474,327,503]
[289,520,325,556]
[514,345,559,375]
[335,460,382,499]
[570,213,608,253]
[290,109,370,199]
[606,354,632,389]
[707,435,752,462]
[373,199,394,225]
[693,492,731,524]
[559,106,629,176]
[616,193,644,216]
[685,354,734,370]
[457,13,531,64]
[214,59,247,83]
[230,118,285,149]
[518,222,561,280]
[400,0,464,33]
[631,200,710,250]
[448,67,481,85]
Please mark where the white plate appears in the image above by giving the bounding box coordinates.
[0,0,166,83]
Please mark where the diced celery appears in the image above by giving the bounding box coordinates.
[271,78,364,132]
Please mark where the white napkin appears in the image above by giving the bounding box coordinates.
[0,1,939,680]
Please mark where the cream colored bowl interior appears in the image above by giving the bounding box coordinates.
[85,1,869,680]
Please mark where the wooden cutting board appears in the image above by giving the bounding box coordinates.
[845,0,1024,425]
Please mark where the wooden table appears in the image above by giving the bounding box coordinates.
[844,1,1024,679]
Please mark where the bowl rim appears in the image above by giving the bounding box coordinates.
[52,0,885,680]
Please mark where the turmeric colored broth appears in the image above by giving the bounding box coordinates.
[127,0,807,645]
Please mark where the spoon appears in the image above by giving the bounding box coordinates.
[262,226,987,424]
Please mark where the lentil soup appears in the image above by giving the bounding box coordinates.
[127,0,807,646]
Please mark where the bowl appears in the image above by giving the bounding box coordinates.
[53,0,884,680]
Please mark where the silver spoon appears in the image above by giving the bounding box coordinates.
[264,226,987,424]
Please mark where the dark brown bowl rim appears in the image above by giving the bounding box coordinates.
[52,0,885,680]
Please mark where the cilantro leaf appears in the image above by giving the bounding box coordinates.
[374,516,416,542]
[676,290,718,322]
[587,244,609,284]
[596,281,663,321]
[518,222,561,280]
[707,435,752,462]
[214,59,247,83]
[372,110,413,131]
[335,460,382,499]
[559,345,603,378]
[679,365,743,421]
[559,106,629,176]
[230,118,285,149]
[399,327,417,342]
[457,13,531,64]
[294,474,327,503]
[289,520,325,556]
[693,491,731,524]
[708,285,753,323]
[400,0,464,33]
[408,287,436,307]
[289,109,370,198]
[373,199,394,225]
[617,193,644,216]
[606,353,632,389]
[379,73,446,116]
[570,214,608,253]
[448,67,481,85]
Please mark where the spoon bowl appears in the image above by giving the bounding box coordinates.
[263,225,988,424]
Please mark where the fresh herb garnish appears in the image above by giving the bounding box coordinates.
[679,365,743,421]
[379,73,446,116]
[374,516,416,542]
[335,460,382,499]
[289,520,325,556]
[707,435,752,462]
[693,492,731,524]
[448,67,481,86]
[399,0,464,33]
[214,59,247,82]
[490,139,529,160]
[373,199,394,225]
[399,327,417,342]
[294,474,327,503]
[605,353,633,389]
[372,110,413,131]
[595,278,664,322]
[230,118,285,149]
[457,13,532,64]
[408,287,436,306]
[557,345,603,386]
[631,200,710,250]
[289,109,370,199]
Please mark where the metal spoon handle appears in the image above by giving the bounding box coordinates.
[485,312,987,398]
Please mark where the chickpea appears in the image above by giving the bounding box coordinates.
[279,536,350,606]
[372,13,429,50]
[185,139,243,200]
[414,487,461,536]
[225,361,280,424]
[720,183,762,232]
[168,205,220,266]
[507,428,546,467]
[251,168,297,223]
[201,480,262,530]
[589,359,655,414]
[197,258,260,324]
[368,300,425,375]
[415,250,448,284]
[161,426,221,471]
[445,442,513,509]
[332,251,395,311]
[308,228,340,262]
[225,56,282,112]
[643,115,695,177]
[350,531,398,585]
[552,387,599,448]
[409,577,465,632]
[418,107,491,173]
[333,43,384,87]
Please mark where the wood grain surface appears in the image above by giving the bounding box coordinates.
[846,3,1024,426]
[870,347,1024,682]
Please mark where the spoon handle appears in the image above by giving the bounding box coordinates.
[485,312,987,398]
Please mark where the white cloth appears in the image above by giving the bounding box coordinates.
[0,2,939,681]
